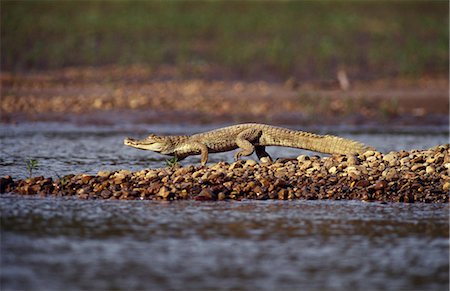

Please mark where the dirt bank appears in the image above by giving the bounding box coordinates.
[1,67,448,126]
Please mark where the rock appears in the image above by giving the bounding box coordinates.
[411,164,425,171]
[145,171,158,180]
[383,152,399,166]
[80,175,94,184]
[195,188,214,201]
[296,155,309,162]
[157,186,172,199]
[443,182,450,192]
[374,180,388,191]
[4,144,450,203]
[0,176,14,193]
[399,157,411,166]
[425,157,436,164]
[244,159,257,168]
[218,192,226,200]
[278,189,288,200]
[259,157,272,165]
[229,160,244,170]
[362,150,376,158]
[299,160,313,171]
[97,171,111,178]
[100,189,112,199]
[112,173,127,184]
[355,180,370,188]
[366,156,377,163]
[382,168,398,181]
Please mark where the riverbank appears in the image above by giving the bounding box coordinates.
[2,144,449,203]
[1,67,449,126]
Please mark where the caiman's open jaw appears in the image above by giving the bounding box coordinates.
[124,137,164,152]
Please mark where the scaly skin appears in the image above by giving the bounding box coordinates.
[124,123,374,165]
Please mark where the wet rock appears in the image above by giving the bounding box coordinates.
[97,171,111,178]
[217,192,226,201]
[382,168,398,181]
[443,182,450,192]
[296,155,309,162]
[5,145,450,203]
[374,180,388,191]
[278,189,288,200]
[229,160,244,170]
[362,150,376,158]
[195,188,214,201]
[157,186,173,200]
[259,157,272,165]
[425,165,435,174]
[411,164,425,171]
[0,176,14,193]
[355,180,370,188]
[244,159,257,168]
[328,166,338,174]
[100,189,112,199]
[299,160,313,171]
[383,152,399,166]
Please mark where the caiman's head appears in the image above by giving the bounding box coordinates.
[124,134,173,154]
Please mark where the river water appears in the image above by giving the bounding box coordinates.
[1,122,448,179]
[1,122,449,290]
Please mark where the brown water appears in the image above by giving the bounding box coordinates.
[1,122,449,290]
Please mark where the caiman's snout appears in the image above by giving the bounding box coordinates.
[124,136,164,152]
[124,137,135,146]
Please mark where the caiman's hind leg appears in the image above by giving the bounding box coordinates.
[255,146,273,162]
[234,129,262,161]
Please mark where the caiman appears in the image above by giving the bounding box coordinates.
[124,123,373,165]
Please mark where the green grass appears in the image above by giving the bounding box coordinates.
[1,1,448,80]
[25,158,39,179]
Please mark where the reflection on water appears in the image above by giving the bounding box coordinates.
[1,196,448,290]
[0,122,448,179]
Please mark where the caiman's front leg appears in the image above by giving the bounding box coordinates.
[191,142,209,166]
[234,129,262,161]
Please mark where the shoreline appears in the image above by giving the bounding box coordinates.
[2,144,449,203]
[1,68,448,126]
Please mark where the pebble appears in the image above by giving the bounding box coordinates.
[425,166,435,174]
[383,152,399,166]
[157,186,172,199]
[244,159,257,168]
[411,164,425,171]
[4,144,449,203]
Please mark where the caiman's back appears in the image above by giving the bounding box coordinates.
[190,124,255,153]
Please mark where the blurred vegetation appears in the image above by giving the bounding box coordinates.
[1,1,448,80]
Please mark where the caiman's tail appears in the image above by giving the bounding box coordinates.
[312,134,374,155]
[264,126,374,155]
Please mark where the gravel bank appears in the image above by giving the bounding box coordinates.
[2,145,449,203]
